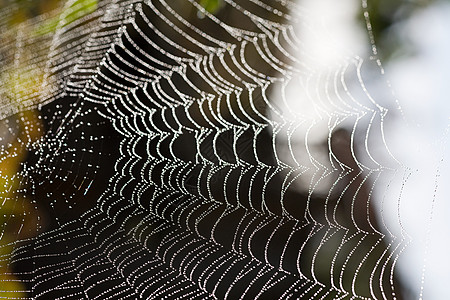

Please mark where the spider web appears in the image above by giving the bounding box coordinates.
[0,0,424,299]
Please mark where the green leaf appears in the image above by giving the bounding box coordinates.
[199,0,223,14]
[60,0,97,27]
[32,0,98,36]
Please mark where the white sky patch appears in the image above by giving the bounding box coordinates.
[283,0,449,298]
[385,3,450,299]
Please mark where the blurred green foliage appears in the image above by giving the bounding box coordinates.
[0,111,42,298]
[0,0,97,295]
[61,0,97,27]
[199,0,223,14]
[33,0,97,36]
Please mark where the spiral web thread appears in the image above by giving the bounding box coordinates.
[0,0,410,299]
